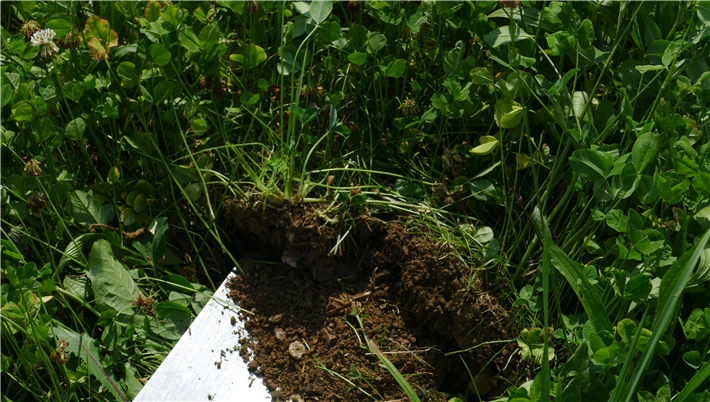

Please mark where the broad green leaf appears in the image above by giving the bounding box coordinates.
[199,23,219,51]
[569,149,614,182]
[546,30,575,56]
[57,233,101,273]
[84,16,118,60]
[117,62,138,81]
[443,41,465,76]
[632,132,661,174]
[484,25,532,48]
[144,0,161,22]
[494,100,525,128]
[541,1,574,32]
[70,190,112,226]
[161,4,185,28]
[178,27,202,53]
[382,58,406,78]
[470,136,499,156]
[66,117,86,141]
[45,18,72,38]
[347,52,368,66]
[87,240,140,316]
[230,44,267,68]
[469,180,496,201]
[151,301,192,340]
[189,118,209,135]
[216,1,243,15]
[624,275,652,303]
[158,274,194,294]
[366,32,387,54]
[1,84,13,107]
[11,101,35,123]
[309,0,332,25]
[149,44,171,66]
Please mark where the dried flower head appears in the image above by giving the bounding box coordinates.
[245,0,259,14]
[20,20,42,42]
[28,191,48,213]
[347,0,361,14]
[49,339,70,364]
[24,159,42,176]
[59,27,80,50]
[397,98,419,117]
[30,29,59,58]
[500,0,520,9]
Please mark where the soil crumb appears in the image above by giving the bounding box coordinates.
[223,199,516,401]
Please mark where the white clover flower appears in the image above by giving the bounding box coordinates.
[30,29,56,46]
[30,29,59,58]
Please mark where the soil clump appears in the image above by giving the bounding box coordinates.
[222,199,516,401]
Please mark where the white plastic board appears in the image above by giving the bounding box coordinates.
[134,269,271,402]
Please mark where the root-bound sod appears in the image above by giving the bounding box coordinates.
[222,199,518,401]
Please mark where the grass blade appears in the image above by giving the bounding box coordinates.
[367,339,422,402]
[674,359,710,402]
[621,228,710,402]
[532,208,552,402]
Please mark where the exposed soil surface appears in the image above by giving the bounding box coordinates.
[222,199,517,401]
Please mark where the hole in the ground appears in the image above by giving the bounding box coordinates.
[219,199,518,401]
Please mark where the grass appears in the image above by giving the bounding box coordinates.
[2,1,710,401]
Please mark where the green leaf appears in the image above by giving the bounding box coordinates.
[199,23,220,51]
[1,84,13,107]
[11,101,35,123]
[178,27,202,53]
[161,4,186,28]
[484,25,532,48]
[393,179,424,197]
[70,190,112,226]
[569,149,614,182]
[87,240,140,317]
[216,1,243,15]
[347,52,367,66]
[546,30,575,56]
[144,0,162,22]
[443,41,465,76]
[366,32,387,54]
[309,0,332,25]
[623,275,652,303]
[230,44,267,69]
[494,100,525,128]
[148,44,171,66]
[117,62,138,81]
[541,1,574,32]
[470,135,499,156]
[469,179,496,201]
[632,132,661,174]
[152,301,192,340]
[45,18,72,38]
[382,58,406,78]
[66,117,86,141]
[189,118,209,135]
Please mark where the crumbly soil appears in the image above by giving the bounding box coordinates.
[221,199,517,401]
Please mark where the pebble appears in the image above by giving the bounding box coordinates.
[288,341,306,359]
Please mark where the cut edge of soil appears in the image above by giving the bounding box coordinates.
[220,199,520,401]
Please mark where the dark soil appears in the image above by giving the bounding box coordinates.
[221,199,518,401]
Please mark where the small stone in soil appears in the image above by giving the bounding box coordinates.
[268,314,283,324]
[247,360,259,371]
[230,316,236,325]
[274,328,287,342]
[288,341,306,359]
